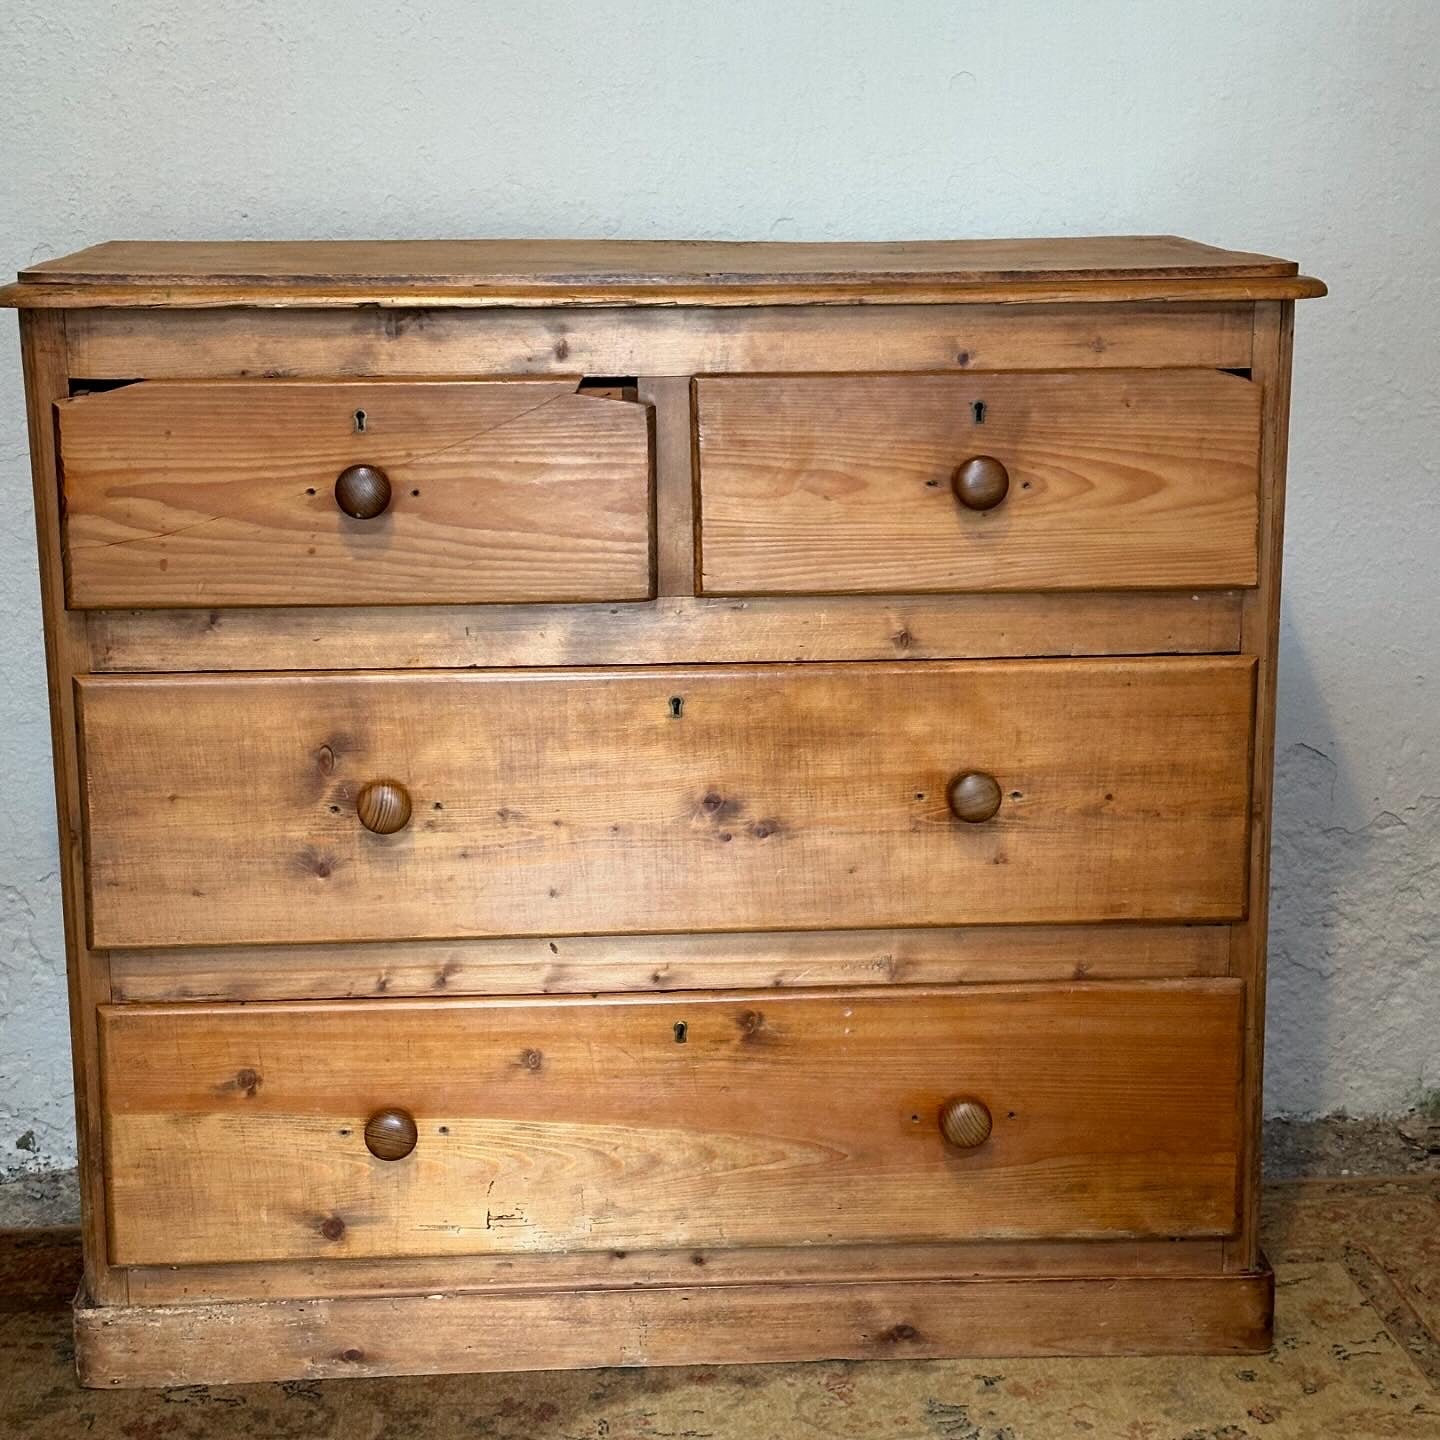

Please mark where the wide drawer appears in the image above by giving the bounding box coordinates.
[99,982,1244,1266]
[57,379,654,607]
[78,658,1254,948]
[695,369,1260,594]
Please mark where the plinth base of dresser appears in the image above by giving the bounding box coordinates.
[74,1261,1275,1388]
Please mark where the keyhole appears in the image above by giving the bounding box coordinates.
[668,696,684,719]
[673,1021,688,1044]
[971,400,987,424]
[354,409,367,433]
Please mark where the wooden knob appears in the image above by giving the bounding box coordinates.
[952,456,1010,511]
[939,1096,993,1149]
[364,1108,418,1161]
[356,780,411,835]
[334,464,392,519]
[947,771,1002,823]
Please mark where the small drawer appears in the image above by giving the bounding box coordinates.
[99,982,1244,1266]
[77,657,1254,949]
[57,379,654,607]
[695,369,1260,594]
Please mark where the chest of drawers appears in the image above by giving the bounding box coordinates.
[1,237,1324,1387]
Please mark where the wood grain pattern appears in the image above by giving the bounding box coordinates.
[1226,302,1297,1272]
[4,278,1328,309]
[78,659,1255,949]
[939,1097,994,1149]
[953,454,1011,511]
[947,771,1003,823]
[58,379,654,608]
[107,924,1232,1004]
[18,311,126,1305]
[62,303,1259,380]
[76,1267,1275,1387]
[363,1108,418,1162]
[85,591,1245,673]
[354,780,412,835]
[123,1236,1231,1305]
[5,235,1322,310]
[22,235,1304,286]
[697,370,1261,594]
[98,982,1243,1267]
[332,463,392,519]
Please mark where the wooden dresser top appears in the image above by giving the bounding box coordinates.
[1,236,1325,308]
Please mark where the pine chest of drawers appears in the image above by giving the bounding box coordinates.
[1,237,1324,1387]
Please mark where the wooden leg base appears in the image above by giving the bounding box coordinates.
[75,1261,1274,1388]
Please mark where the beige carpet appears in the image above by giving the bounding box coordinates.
[3,1178,1438,1438]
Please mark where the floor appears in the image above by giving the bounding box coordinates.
[2,1172,1438,1439]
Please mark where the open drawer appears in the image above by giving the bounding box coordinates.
[58,378,654,607]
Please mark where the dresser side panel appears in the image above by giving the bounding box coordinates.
[17,310,123,1303]
[1226,302,1295,1270]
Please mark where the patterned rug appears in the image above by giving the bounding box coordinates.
[2,1178,1437,1439]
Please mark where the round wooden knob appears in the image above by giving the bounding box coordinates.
[334,464,392,519]
[947,771,1002,823]
[356,780,412,835]
[952,456,1010,511]
[939,1096,993,1149]
[364,1108,418,1161]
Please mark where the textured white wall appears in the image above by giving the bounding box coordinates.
[2,2,1437,1173]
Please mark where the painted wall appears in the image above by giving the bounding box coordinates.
[2,1,1437,1174]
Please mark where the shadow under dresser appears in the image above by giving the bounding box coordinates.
[0,236,1325,1386]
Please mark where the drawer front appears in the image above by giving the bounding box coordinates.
[57,379,654,607]
[99,983,1243,1266]
[79,658,1254,948]
[696,369,1260,594]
